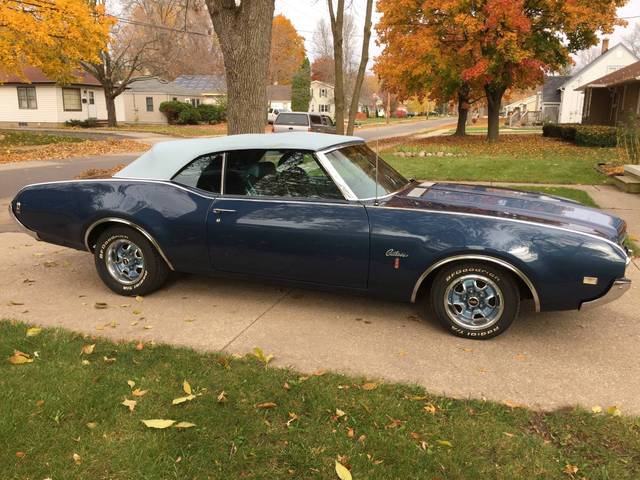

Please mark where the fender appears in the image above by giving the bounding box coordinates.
[411,254,540,311]
[84,217,175,271]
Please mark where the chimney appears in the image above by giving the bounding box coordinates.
[601,38,609,55]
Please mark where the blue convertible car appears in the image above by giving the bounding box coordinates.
[9,133,632,338]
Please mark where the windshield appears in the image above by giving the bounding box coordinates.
[324,143,408,200]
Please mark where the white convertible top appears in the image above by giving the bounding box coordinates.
[114,132,363,181]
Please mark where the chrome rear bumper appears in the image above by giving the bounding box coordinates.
[7,202,40,240]
[581,278,632,310]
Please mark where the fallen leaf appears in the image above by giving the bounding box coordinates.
[8,351,33,364]
[143,325,153,330]
[127,380,136,389]
[256,402,277,409]
[174,421,196,429]
[423,403,437,414]
[335,460,352,480]
[135,342,145,351]
[16,451,25,458]
[252,347,274,367]
[103,356,116,364]
[94,302,108,309]
[335,408,346,418]
[122,398,137,412]
[386,418,404,429]
[346,427,355,438]
[283,382,291,390]
[217,391,227,403]
[503,432,514,437]
[132,389,147,397]
[81,360,90,366]
[133,310,142,315]
[81,344,95,355]
[141,419,175,429]
[563,464,579,475]
[362,382,378,391]
[410,432,422,440]
[72,453,82,465]
[183,380,192,395]
[172,395,196,405]
[86,422,97,429]
[357,434,366,443]
[606,406,621,416]
[437,440,453,448]
[8,300,24,306]
[135,295,144,302]
[26,327,42,337]
[591,405,602,414]
[286,412,299,427]
[312,369,326,376]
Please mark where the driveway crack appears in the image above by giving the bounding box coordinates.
[221,289,290,352]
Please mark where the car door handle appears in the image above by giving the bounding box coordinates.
[213,208,236,214]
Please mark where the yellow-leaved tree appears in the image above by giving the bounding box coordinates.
[0,0,113,83]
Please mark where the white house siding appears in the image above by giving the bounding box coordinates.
[309,81,335,119]
[118,92,209,124]
[0,84,109,126]
[558,45,637,124]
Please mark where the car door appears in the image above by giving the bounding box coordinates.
[206,149,370,289]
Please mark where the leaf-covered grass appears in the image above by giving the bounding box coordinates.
[0,131,85,147]
[508,186,599,208]
[2,320,639,479]
[98,123,229,138]
[385,135,619,184]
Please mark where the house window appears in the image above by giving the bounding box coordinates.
[319,104,330,113]
[17,86,37,109]
[172,97,178,101]
[146,97,154,112]
[320,88,327,98]
[62,88,82,111]
[189,98,201,107]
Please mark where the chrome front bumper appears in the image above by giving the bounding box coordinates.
[7,202,40,240]
[581,278,632,310]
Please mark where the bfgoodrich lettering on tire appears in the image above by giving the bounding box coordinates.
[430,262,520,339]
[94,226,169,296]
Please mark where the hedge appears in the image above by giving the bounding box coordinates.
[542,123,617,147]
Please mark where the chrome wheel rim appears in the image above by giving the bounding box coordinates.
[444,274,504,330]
[105,239,145,285]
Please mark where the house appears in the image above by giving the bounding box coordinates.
[503,88,542,125]
[0,66,109,127]
[576,60,640,126]
[116,77,208,124]
[172,74,227,104]
[267,84,292,111]
[309,80,335,118]
[557,42,637,124]
[540,75,571,123]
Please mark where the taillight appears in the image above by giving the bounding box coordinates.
[272,126,275,133]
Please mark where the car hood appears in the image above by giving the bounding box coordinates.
[384,182,627,243]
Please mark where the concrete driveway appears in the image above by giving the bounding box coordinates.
[1,232,638,414]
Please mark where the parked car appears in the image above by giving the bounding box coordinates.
[273,112,336,134]
[10,133,631,339]
[267,107,288,124]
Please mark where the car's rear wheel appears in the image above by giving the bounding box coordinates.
[94,226,169,296]
[430,262,520,339]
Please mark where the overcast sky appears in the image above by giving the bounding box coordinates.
[275,0,640,67]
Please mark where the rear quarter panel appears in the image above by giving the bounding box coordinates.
[13,180,213,273]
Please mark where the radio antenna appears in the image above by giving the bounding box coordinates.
[373,136,380,206]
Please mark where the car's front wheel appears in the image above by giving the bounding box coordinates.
[430,262,520,339]
[94,226,169,296]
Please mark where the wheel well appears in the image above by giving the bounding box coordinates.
[84,219,174,271]
[413,258,536,305]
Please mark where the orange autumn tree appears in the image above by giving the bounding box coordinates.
[0,0,113,83]
[269,14,305,85]
[376,0,627,141]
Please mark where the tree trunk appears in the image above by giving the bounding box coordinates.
[346,0,374,135]
[453,86,470,136]
[328,0,345,135]
[105,94,117,127]
[485,84,505,142]
[206,0,275,135]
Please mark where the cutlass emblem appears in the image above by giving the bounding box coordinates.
[386,249,409,258]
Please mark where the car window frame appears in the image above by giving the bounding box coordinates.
[170,152,225,195]
[218,149,351,203]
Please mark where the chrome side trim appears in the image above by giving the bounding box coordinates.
[580,278,631,310]
[369,205,630,262]
[7,202,40,240]
[410,254,541,312]
[83,217,175,271]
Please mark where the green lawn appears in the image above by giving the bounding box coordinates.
[2,320,639,479]
[96,123,228,138]
[385,134,619,184]
[0,131,85,147]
